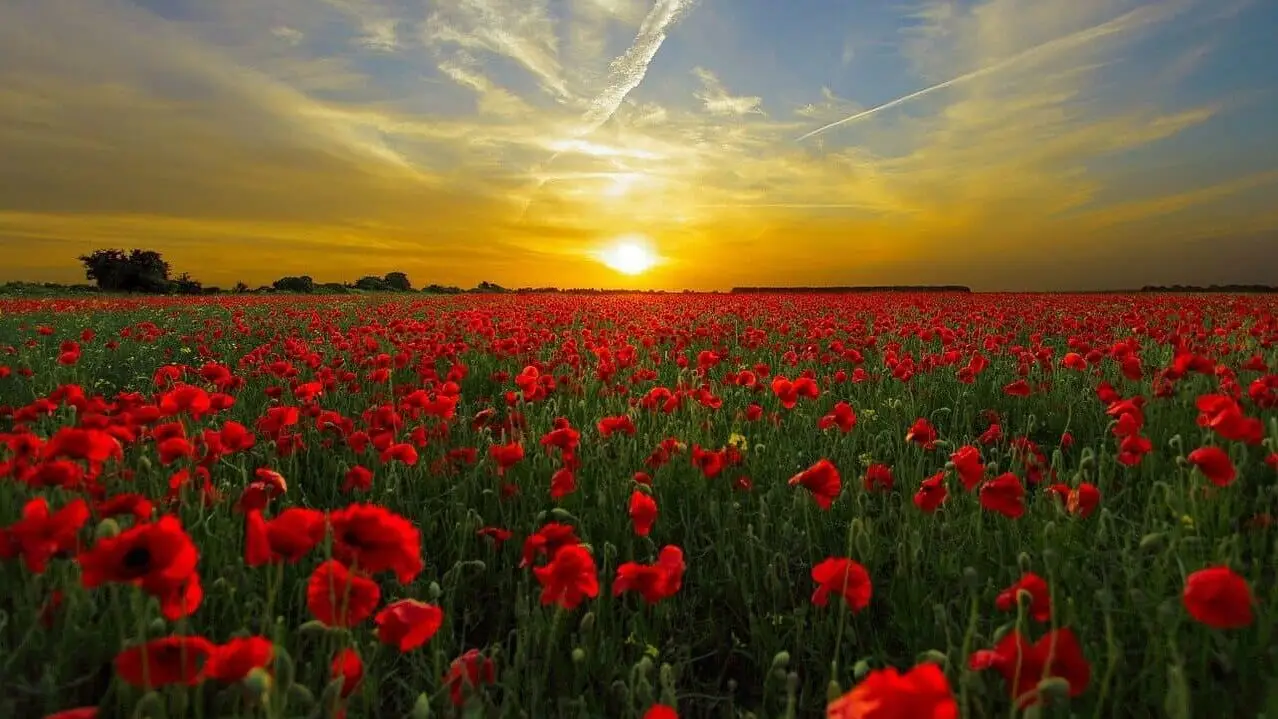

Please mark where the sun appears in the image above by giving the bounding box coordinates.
[598,235,658,275]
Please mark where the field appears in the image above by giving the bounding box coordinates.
[1,292,1275,719]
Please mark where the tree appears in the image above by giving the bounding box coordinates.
[233,282,251,294]
[354,276,390,291]
[272,276,315,293]
[383,272,412,292]
[170,273,203,295]
[78,248,171,293]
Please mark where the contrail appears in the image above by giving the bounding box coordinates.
[579,0,696,133]
[795,3,1184,142]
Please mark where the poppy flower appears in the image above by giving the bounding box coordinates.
[550,468,577,499]
[1182,566,1253,629]
[913,471,948,513]
[950,445,984,491]
[0,497,90,573]
[532,543,599,609]
[375,599,444,652]
[245,508,326,566]
[489,442,525,475]
[969,628,1089,707]
[342,465,374,493]
[328,503,423,584]
[629,490,658,537]
[789,459,842,510]
[115,635,215,688]
[811,557,872,612]
[331,648,363,698]
[1046,483,1101,518]
[204,636,274,682]
[306,560,381,627]
[520,522,580,567]
[826,662,957,719]
[862,463,894,493]
[444,649,497,707]
[1186,446,1236,487]
[78,515,203,620]
[818,402,857,433]
[979,473,1026,519]
[905,418,938,449]
[643,706,678,719]
[613,545,685,604]
[995,573,1052,622]
[43,709,99,719]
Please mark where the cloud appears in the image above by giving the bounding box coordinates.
[578,0,697,132]
[692,67,764,117]
[0,0,1273,290]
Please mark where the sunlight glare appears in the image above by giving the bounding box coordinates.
[598,235,659,275]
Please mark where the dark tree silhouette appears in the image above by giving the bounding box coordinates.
[170,273,203,295]
[354,276,390,291]
[383,272,412,292]
[272,276,315,293]
[78,249,171,293]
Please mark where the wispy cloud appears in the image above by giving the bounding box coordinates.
[579,0,697,132]
[0,0,1274,289]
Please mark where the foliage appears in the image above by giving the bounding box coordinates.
[272,275,315,293]
[383,272,412,292]
[77,248,171,293]
[0,292,1275,719]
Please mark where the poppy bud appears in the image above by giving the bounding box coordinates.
[826,679,843,702]
[320,676,346,709]
[148,617,167,634]
[770,651,791,671]
[916,649,949,666]
[1175,455,1190,468]
[427,581,442,600]
[852,658,872,679]
[287,684,314,708]
[1139,532,1165,553]
[1017,552,1032,572]
[243,666,273,700]
[571,648,586,664]
[134,691,165,719]
[1041,521,1056,540]
[786,671,799,694]
[1037,676,1072,702]
[138,456,152,472]
[1167,434,1183,451]
[411,693,431,719]
[94,517,121,540]
[1165,664,1191,719]
[1078,451,1096,471]
[962,566,981,589]
[549,508,577,522]
[636,657,654,676]
[579,612,595,634]
[611,680,630,701]
[274,647,296,691]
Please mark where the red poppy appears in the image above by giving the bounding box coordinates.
[979,473,1025,519]
[520,522,580,567]
[1186,446,1236,487]
[1182,566,1253,629]
[444,649,496,707]
[950,445,985,491]
[862,463,894,493]
[306,560,381,627]
[789,459,842,509]
[1003,379,1032,397]
[629,490,658,536]
[115,635,215,688]
[342,465,374,493]
[245,508,326,566]
[43,709,99,719]
[905,418,938,449]
[914,471,948,513]
[328,503,423,584]
[532,543,599,609]
[549,467,577,499]
[643,706,678,719]
[78,515,203,620]
[375,599,444,652]
[489,442,525,475]
[826,662,957,719]
[331,648,363,698]
[811,557,872,612]
[1046,483,1101,518]
[0,497,90,573]
[995,573,1052,622]
[969,628,1090,707]
[613,545,685,604]
[818,402,857,433]
[204,636,274,682]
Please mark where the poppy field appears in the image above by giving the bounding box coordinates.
[1,292,1275,719]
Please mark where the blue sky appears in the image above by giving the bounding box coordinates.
[0,0,1275,289]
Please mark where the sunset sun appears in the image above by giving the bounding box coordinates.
[598,235,658,275]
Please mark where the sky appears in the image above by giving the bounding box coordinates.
[1,0,1276,291]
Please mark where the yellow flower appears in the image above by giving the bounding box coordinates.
[727,433,748,452]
